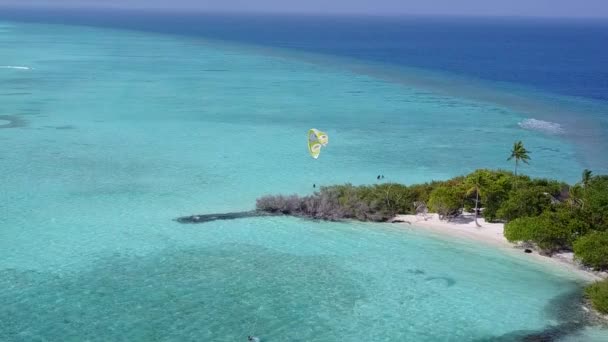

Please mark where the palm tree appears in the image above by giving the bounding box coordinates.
[582,169,593,188]
[507,141,531,177]
[566,170,593,210]
[567,184,584,209]
[465,173,485,227]
[570,169,593,210]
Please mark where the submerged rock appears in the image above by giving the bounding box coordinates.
[175,210,271,224]
[425,276,456,287]
[0,114,27,129]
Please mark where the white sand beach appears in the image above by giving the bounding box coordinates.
[393,213,606,281]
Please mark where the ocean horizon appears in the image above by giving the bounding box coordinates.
[1,8,608,341]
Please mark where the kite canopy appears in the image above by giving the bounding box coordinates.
[308,128,328,159]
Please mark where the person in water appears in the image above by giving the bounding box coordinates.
[377,175,381,180]
[248,336,260,342]
[313,184,316,188]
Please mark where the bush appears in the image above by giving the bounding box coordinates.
[256,194,301,214]
[428,185,465,219]
[583,176,608,229]
[255,186,394,222]
[468,169,514,222]
[255,169,608,230]
[496,186,553,221]
[407,183,436,208]
[504,209,589,253]
[573,231,608,270]
[585,279,608,314]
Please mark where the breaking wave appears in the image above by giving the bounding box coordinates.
[0,66,32,70]
[518,118,564,135]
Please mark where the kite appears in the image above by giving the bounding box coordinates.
[307,128,328,159]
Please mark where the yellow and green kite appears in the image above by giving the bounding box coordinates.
[308,128,328,159]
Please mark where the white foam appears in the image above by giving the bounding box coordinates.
[0,66,32,70]
[518,118,564,135]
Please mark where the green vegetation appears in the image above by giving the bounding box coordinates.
[428,184,465,219]
[505,209,589,253]
[585,279,608,315]
[465,172,485,227]
[258,166,607,265]
[507,140,531,177]
[258,141,608,277]
[496,186,554,221]
[573,231,608,270]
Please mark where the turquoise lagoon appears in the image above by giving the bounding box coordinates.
[1,21,607,341]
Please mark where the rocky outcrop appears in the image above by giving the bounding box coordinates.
[175,210,272,224]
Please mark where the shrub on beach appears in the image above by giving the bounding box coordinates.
[585,279,608,314]
[256,168,608,242]
[504,208,590,253]
[255,186,395,222]
[427,185,465,219]
[496,186,554,221]
[460,169,514,222]
[582,176,608,229]
[255,194,302,214]
[573,231,608,270]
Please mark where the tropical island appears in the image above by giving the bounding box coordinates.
[254,141,608,316]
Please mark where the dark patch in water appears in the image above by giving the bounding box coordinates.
[406,269,425,275]
[473,322,584,342]
[176,210,273,224]
[424,276,456,287]
[0,245,367,341]
[537,146,561,153]
[0,114,27,128]
[475,289,601,341]
[54,125,76,130]
[0,92,31,96]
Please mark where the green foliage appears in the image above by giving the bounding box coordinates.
[585,279,608,314]
[504,209,588,252]
[581,169,593,189]
[258,165,608,262]
[573,231,608,270]
[407,182,436,207]
[459,169,514,221]
[582,176,608,229]
[428,184,465,219]
[496,186,553,221]
[507,140,531,176]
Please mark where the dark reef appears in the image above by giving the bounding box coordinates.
[0,114,27,129]
[175,210,273,224]
[475,289,604,341]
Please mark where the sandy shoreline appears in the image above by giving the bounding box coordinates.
[392,213,606,282]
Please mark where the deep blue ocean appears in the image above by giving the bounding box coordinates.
[2,8,608,101]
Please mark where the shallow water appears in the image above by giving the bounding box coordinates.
[1,19,608,341]
[0,217,600,341]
